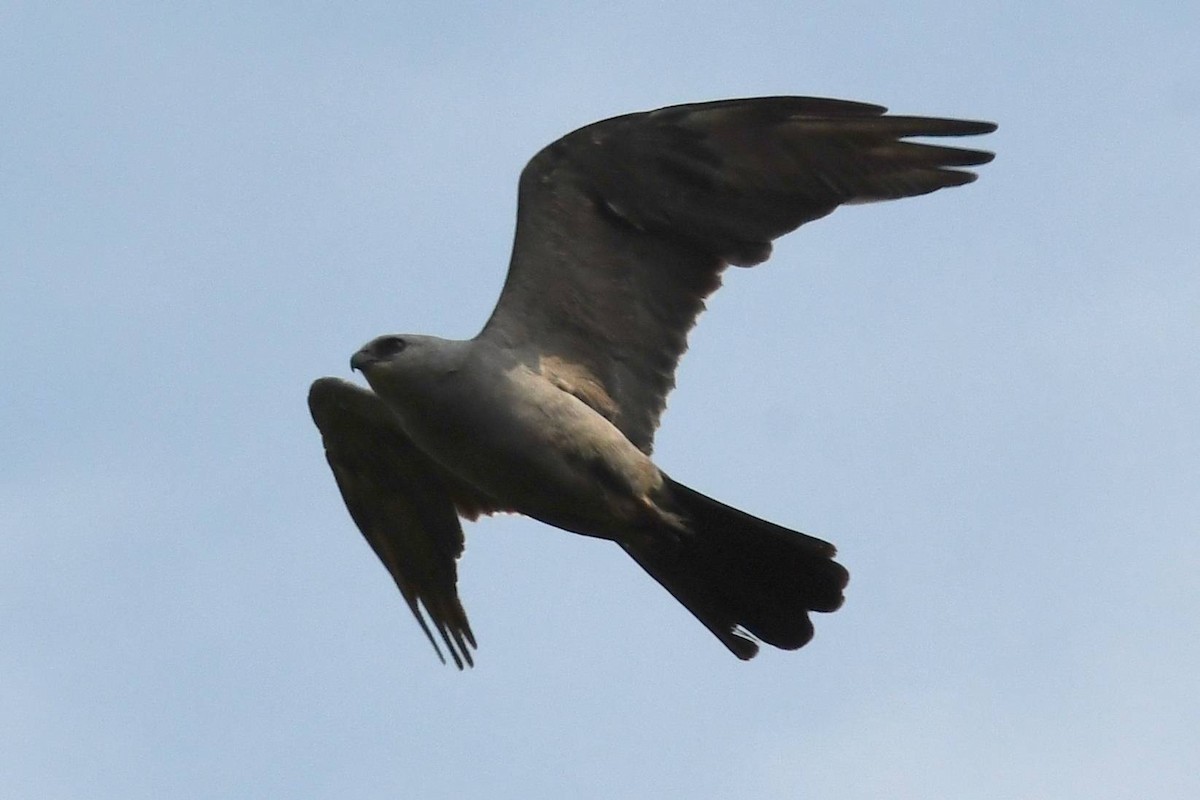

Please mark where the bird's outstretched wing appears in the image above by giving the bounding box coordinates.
[307,377,489,668]
[479,96,996,453]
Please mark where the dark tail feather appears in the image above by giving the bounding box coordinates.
[623,478,848,660]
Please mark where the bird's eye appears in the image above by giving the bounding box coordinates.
[375,336,407,357]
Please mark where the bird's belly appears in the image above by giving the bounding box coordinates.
[395,362,662,539]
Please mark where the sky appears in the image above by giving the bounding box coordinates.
[3,2,1198,798]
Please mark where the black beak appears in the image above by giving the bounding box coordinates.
[350,349,374,373]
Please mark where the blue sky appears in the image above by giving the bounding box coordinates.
[3,2,1198,798]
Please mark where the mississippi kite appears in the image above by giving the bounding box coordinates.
[308,96,995,668]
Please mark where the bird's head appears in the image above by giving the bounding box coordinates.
[350,334,411,373]
[350,333,468,398]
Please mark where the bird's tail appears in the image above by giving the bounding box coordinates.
[623,477,848,659]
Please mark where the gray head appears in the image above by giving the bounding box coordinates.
[350,333,470,390]
[351,334,410,373]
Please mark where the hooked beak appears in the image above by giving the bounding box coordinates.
[350,348,375,373]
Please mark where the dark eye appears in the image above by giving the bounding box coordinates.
[375,336,407,357]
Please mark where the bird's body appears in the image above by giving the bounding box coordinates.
[309,96,996,667]
[354,335,667,540]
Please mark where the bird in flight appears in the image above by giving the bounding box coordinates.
[308,96,996,668]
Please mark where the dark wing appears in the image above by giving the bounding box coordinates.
[308,377,491,669]
[478,96,996,453]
